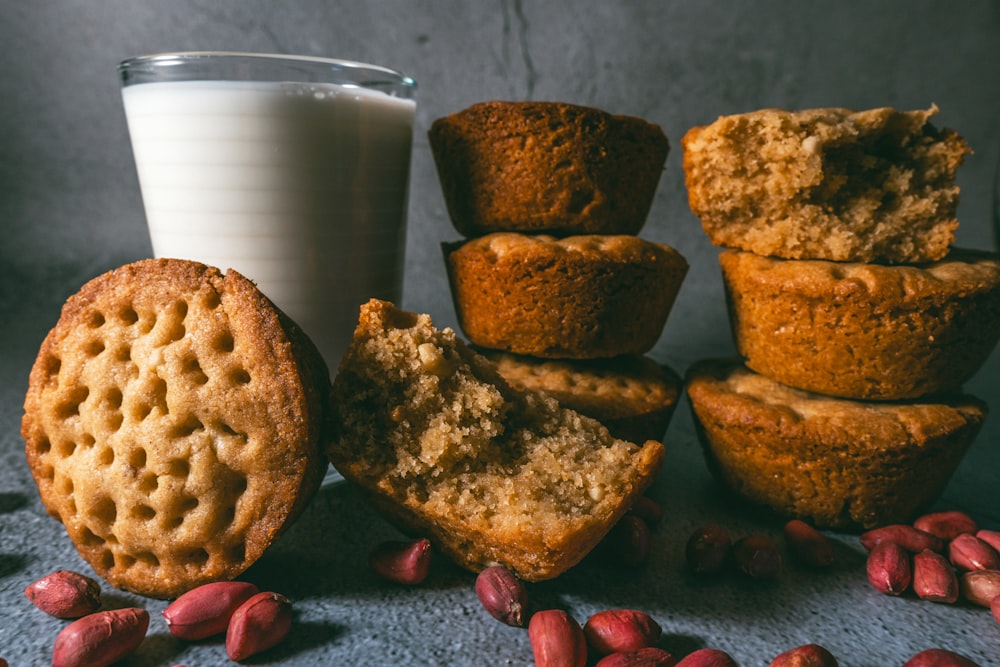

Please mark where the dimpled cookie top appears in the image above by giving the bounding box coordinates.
[22,259,330,598]
[682,105,971,263]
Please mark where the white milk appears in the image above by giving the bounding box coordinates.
[122,80,415,365]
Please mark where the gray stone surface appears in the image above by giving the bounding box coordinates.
[1,1,998,665]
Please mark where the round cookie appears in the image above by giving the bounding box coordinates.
[719,248,1000,400]
[445,233,688,359]
[22,258,331,598]
[479,350,681,444]
[685,358,987,530]
[429,100,670,237]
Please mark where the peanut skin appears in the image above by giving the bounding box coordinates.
[912,511,978,541]
[733,535,782,579]
[770,643,839,666]
[901,648,981,667]
[686,525,731,576]
[913,549,959,603]
[529,609,588,667]
[595,647,678,667]
[859,525,944,554]
[475,565,529,627]
[163,580,260,640]
[675,648,739,667]
[866,540,911,596]
[52,607,149,667]
[583,609,662,656]
[958,569,1000,607]
[25,570,101,619]
[369,538,432,585]
[784,520,835,568]
[225,591,293,661]
[948,533,1000,572]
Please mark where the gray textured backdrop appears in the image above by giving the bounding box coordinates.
[3,1,999,368]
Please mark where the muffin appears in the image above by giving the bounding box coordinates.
[429,101,670,237]
[478,350,682,443]
[719,248,1000,400]
[685,358,987,529]
[682,105,971,263]
[445,233,689,359]
[22,259,331,598]
[327,299,665,581]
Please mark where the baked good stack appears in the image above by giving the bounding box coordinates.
[429,100,689,443]
[681,105,1000,529]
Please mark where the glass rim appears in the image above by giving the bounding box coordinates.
[118,51,416,90]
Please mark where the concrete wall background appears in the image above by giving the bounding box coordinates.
[2,0,999,368]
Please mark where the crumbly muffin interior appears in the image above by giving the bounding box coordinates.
[682,105,971,262]
[329,301,660,540]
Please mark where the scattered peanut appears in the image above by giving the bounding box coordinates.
[685,524,731,575]
[958,569,1000,607]
[369,537,432,585]
[225,591,293,662]
[528,609,588,667]
[475,565,529,627]
[901,648,981,667]
[784,520,835,568]
[24,569,101,619]
[628,496,664,528]
[975,528,1000,554]
[595,647,678,667]
[912,511,977,541]
[912,549,959,604]
[859,524,943,554]
[162,580,260,640]
[605,514,652,568]
[947,533,1000,572]
[770,643,839,666]
[675,647,739,667]
[866,540,911,596]
[583,609,662,656]
[733,534,782,579]
[52,607,149,667]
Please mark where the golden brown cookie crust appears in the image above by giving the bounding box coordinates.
[719,248,1000,400]
[685,359,987,529]
[22,258,330,598]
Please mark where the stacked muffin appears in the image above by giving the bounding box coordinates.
[428,101,689,443]
[681,105,1000,529]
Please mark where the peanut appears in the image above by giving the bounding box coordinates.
[958,569,1000,607]
[859,524,944,553]
[991,595,1000,626]
[901,648,981,667]
[528,609,588,667]
[475,565,529,627]
[948,533,1000,572]
[605,515,652,568]
[784,520,835,568]
[675,648,739,666]
[733,534,782,579]
[162,580,260,640]
[976,528,1000,553]
[912,549,959,603]
[24,569,101,619]
[225,591,293,662]
[52,607,149,667]
[583,609,662,656]
[369,537,432,585]
[912,510,977,541]
[628,496,664,528]
[595,647,678,667]
[770,643,839,666]
[685,524,731,575]
[866,540,911,596]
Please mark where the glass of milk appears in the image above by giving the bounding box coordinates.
[118,52,417,369]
